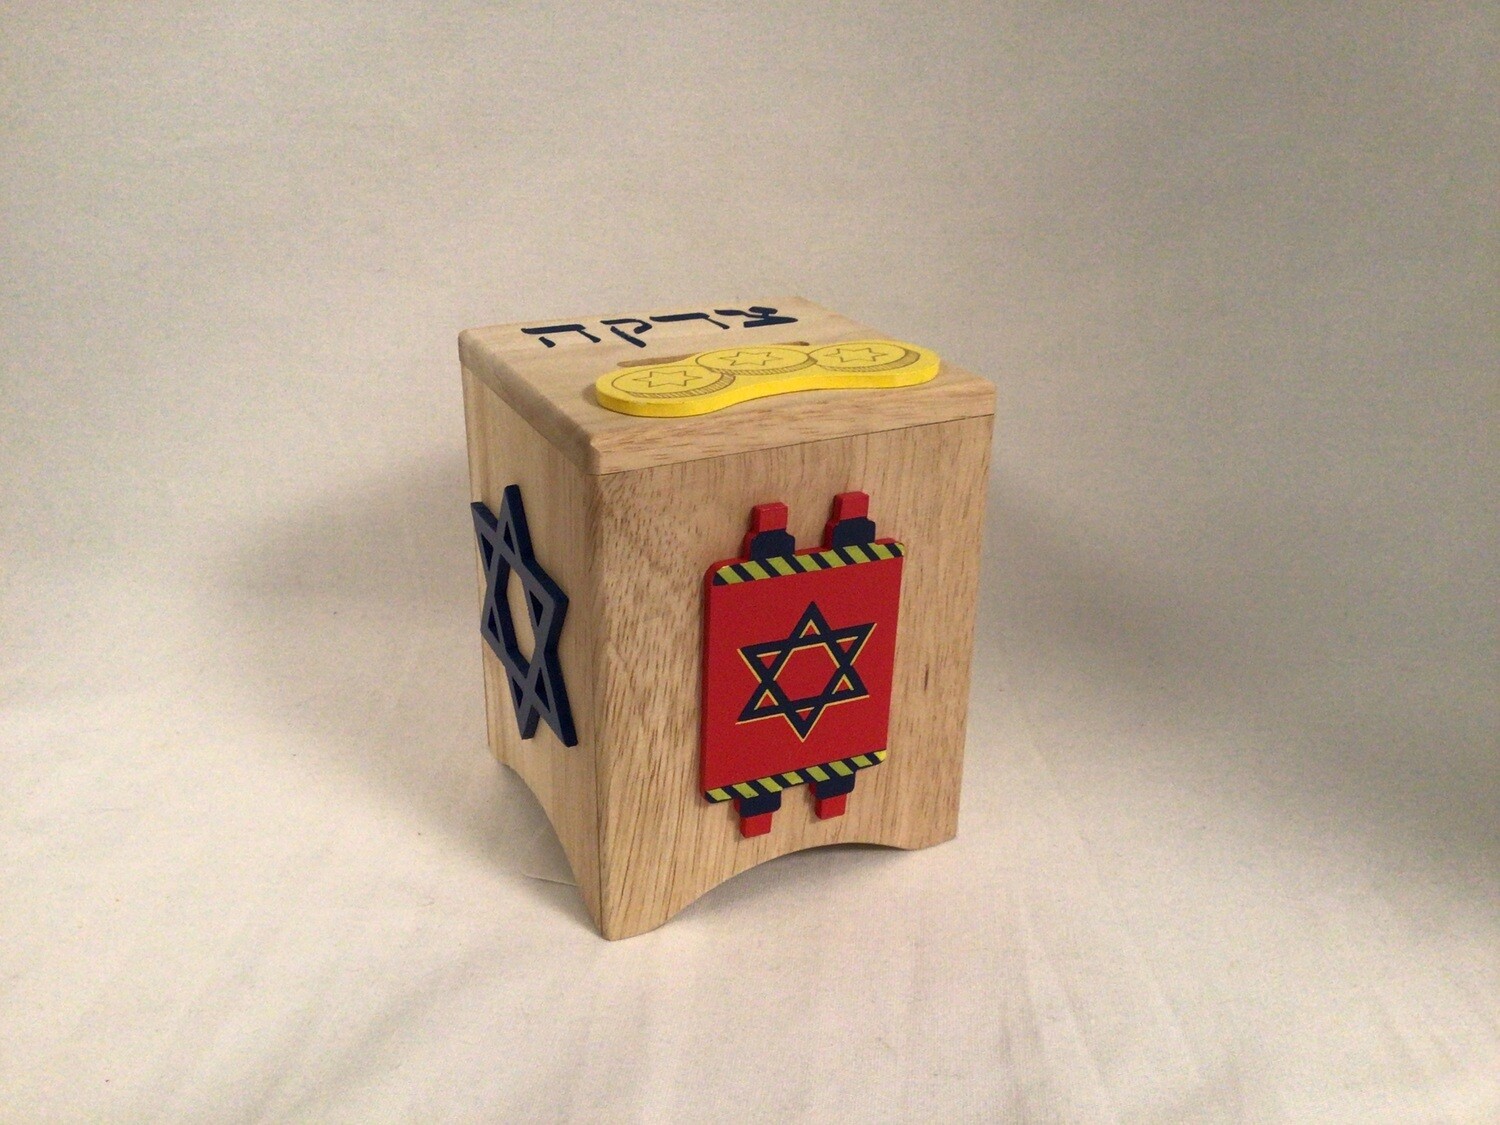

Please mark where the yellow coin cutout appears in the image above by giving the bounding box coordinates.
[809,341,920,373]
[693,346,815,376]
[594,339,940,417]
[610,365,733,399]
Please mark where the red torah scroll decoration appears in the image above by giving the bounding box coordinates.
[701,493,905,837]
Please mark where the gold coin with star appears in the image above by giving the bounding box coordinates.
[609,365,733,399]
[808,341,922,373]
[693,345,815,376]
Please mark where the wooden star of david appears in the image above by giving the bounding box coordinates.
[737,601,873,741]
[471,485,577,746]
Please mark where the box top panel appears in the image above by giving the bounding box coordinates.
[459,296,995,475]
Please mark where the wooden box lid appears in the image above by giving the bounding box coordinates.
[459,296,995,476]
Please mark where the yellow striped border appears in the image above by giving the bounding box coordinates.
[705,750,888,803]
[712,541,903,586]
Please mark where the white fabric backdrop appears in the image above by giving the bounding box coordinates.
[3,4,1495,1120]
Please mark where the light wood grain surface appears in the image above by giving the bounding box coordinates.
[459,296,995,475]
[463,368,605,923]
[592,415,994,937]
[466,339,994,935]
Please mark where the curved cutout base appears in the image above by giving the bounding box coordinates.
[624,829,956,940]
[497,741,958,940]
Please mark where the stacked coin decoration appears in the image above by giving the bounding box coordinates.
[595,339,940,417]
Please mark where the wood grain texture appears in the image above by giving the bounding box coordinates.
[463,367,603,923]
[591,416,993,937]
[459,296,995,475]
[462,304,996,939]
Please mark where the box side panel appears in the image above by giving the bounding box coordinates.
[592,414,994,938]
[462,366,603,926]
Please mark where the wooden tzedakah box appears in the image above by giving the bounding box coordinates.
[460,297,994,939]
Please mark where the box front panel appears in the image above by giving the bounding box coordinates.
[592,414,994,938]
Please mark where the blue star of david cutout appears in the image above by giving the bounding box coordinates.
[471,486,577,746]
[737,601,873,741]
